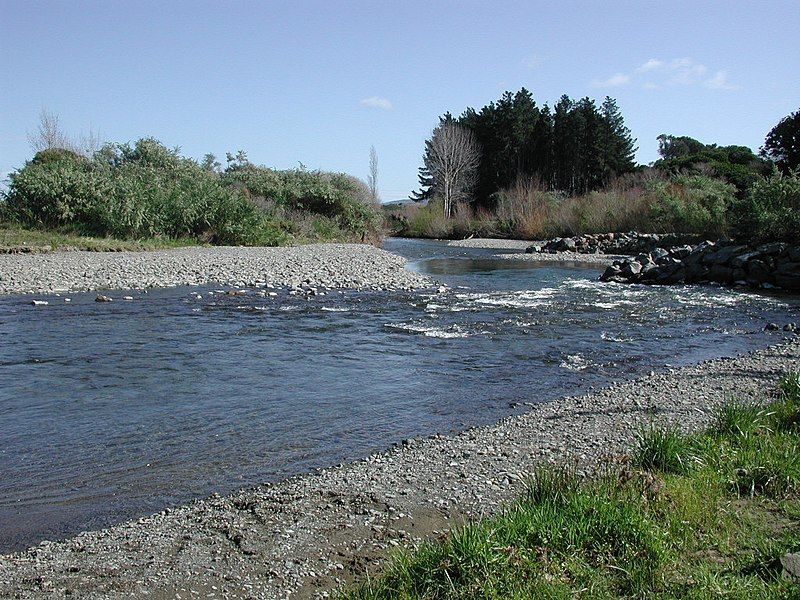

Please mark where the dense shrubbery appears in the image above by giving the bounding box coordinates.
[654,134,770,195]
[648,174,735,236]
[730,169,800,243]
[3,138,380,246]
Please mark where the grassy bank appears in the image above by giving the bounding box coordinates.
[0,224,207,252]
[343,372,800,598]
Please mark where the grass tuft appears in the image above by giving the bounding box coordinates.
[341,371,800,599]
[634,425,694,474]
[712,402,769,437]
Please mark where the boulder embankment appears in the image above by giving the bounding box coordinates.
[526,232,703,256]
[600,239,800,291]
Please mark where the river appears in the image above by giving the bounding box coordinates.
[0,238,797,551]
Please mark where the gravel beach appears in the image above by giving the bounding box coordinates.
[493,249,624,266]
[446,238,532,251]
[444,237,623,265]
[0,244,431,296]
[1,336,798,599]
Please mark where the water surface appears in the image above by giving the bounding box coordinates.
[0,238,797,551]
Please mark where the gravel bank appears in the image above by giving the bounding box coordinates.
[0,244,431,296]
[1,338,797,599]
[494,250,624,266]
[446,238,532,250]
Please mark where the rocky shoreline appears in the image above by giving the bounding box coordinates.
[0,244,431,296]
[525,232,702,256]
[1,338,798,599]
[601,239,800,291]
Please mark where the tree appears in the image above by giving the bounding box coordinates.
[426,121,481,218]
[201,153,221,173]
[600,97,637,176]
[367,145,379,202]
[657,135,706,160]
[27,108,76,153]
[761,108,800,173]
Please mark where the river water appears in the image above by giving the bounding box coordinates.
[1,238,798,551]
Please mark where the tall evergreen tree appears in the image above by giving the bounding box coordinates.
[600,97,637,176]
[414,89,638,204]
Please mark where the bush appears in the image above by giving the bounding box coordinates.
[649,174,734,236]
[4,139,380,245]
[729,169,800,243]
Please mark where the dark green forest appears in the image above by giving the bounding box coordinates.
[414,89,637,205]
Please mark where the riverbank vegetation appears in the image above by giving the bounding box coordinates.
[1,130,381,248]
[0,224,204,252]
[344,371,800,598]
[392,94,799,244]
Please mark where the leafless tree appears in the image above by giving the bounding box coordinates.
[27,108,75,153]
[27,109,103,157]
[78,127,103,157]
[367,145,379,203]
[428,122,481,218]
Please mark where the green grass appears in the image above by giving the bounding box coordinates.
[342,372,800,598]
[0,223,206,251]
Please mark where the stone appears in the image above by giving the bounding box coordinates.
[621,261,642,278]
[651,247,670,262]
[707,264,734,284]
[764,323,780,331]
[746,260,772,285]
[706,245,747,266]
[31,300,49,306]
[756,242,788,256]
[781,552,800,581]
[95,295,113,302]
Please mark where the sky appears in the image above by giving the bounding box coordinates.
[1,1,798,202]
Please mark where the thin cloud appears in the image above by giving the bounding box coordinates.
[666,57,707,85]
[636,58,664,73]
[597,57,739,91]
[591,73,631,88]
[705,70,741,90]
[360,96,393,111]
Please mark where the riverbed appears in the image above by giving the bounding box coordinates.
[1,239,798,554]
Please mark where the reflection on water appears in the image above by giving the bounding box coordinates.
[0,238,797,551]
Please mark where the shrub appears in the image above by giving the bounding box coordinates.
[5,139,379,245]
[649,174,734,236]
[729,169,800,243]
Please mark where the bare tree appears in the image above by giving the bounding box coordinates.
[78,126,103,157]
[427,122,481,218]
[27,109,103,157]
[367,145,379,203]
[27,108,75,153]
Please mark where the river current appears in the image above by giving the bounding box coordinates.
[1,238,798,551]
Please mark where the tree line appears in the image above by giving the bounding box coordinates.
[414,88,638,208]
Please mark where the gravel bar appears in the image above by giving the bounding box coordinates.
[0,244,431,296]
[446,238,533,250]
[494,250,624,266]
[1,338,798,599]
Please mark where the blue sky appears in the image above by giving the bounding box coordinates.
[1,1,798,201]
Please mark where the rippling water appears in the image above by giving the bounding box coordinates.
[0,238,798,551]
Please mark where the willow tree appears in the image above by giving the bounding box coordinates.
[426,121,481,218]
